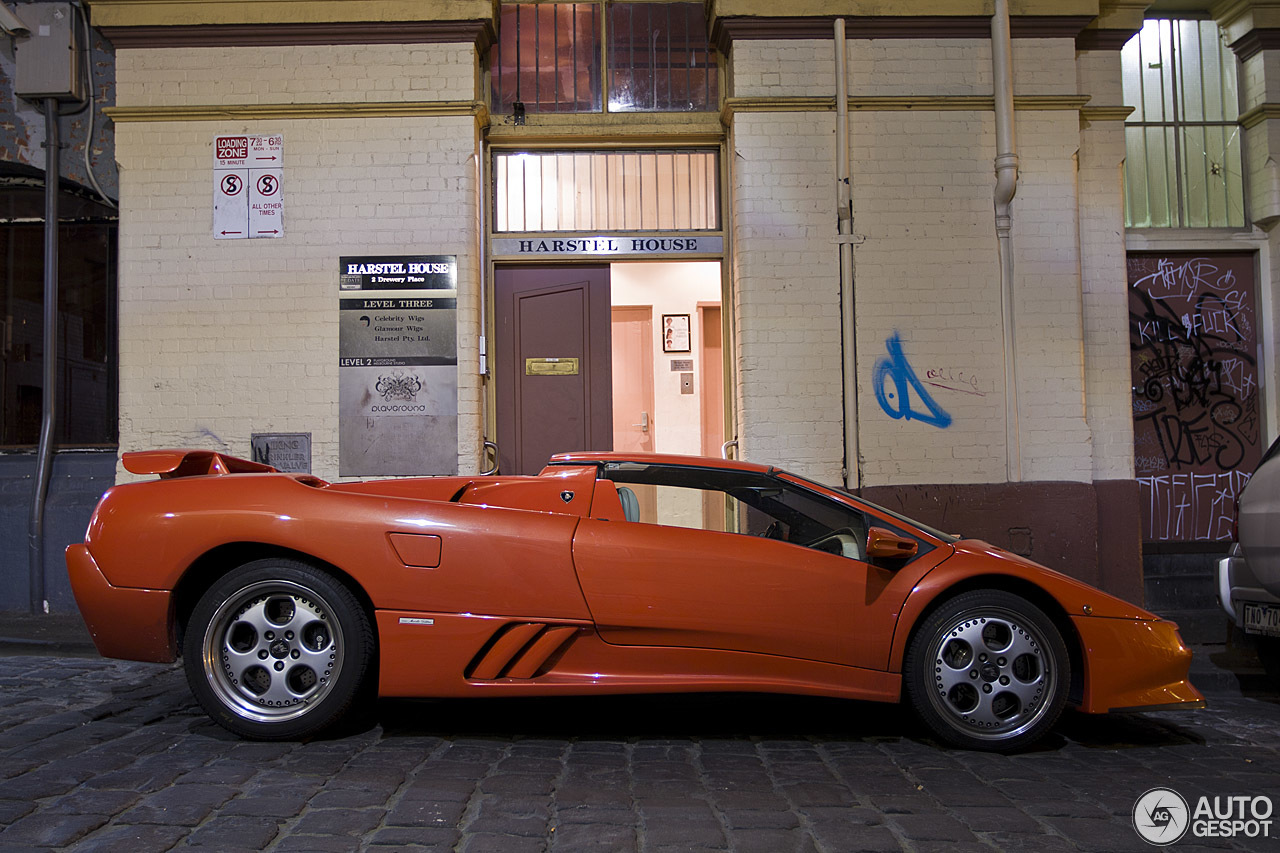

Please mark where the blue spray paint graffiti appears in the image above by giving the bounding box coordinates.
[873,332,952,428]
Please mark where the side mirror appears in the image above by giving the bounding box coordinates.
[866,526,918,561]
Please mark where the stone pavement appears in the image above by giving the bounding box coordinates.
[0,645,1277,852]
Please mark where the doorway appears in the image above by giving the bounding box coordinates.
[493,265,613,475]
[494,260,722,475]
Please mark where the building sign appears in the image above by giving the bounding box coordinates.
[339,296,458,477]
[251,433,311,473]
[1128,252,1261,542]
[213,134,283,239]
[491,235,723,258]
[339,255,457,291]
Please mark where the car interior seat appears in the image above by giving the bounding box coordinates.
[616,486,640,523]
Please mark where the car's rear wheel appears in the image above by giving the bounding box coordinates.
[183,559,374,740]
[903,590,1070,752]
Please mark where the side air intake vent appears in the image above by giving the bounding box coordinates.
[466,623,580,680]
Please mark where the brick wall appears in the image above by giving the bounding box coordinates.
[115,44,476,106]
[113,44,481,481]
[729,35,1120,489]
[1076,50,1137,481]
[730,111,844,482]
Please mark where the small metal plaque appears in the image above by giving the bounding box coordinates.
[670,359,694,371]
[251,433,311,473]
[525,357,580,376]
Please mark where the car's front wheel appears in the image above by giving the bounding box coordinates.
[183,559,374,740]
[903,590,1070,752]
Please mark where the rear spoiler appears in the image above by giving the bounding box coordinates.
[122,449,277,478]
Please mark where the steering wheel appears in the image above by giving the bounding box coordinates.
[760,521,784,540]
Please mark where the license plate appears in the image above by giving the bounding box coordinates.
[1242,602,1280,638]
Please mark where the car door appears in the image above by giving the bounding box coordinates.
[571,465,943,671]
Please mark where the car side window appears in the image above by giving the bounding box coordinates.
[601,463,871,561]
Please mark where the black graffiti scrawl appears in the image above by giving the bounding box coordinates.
[1128,253,1261,542]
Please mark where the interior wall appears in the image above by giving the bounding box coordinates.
[610,261,720,456]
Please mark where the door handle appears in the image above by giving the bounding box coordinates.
[632,411,649,432]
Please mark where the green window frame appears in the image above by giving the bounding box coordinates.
[1121,19,1245,228]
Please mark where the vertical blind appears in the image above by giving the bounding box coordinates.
[493,150,719,232]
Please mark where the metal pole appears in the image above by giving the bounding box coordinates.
[992,0,1021,482]
[28,97,60,615]
[835,18,859,490]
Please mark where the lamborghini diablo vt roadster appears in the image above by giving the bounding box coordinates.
[67,449,1203,751]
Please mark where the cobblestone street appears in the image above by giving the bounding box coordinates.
[0,654,1277,852]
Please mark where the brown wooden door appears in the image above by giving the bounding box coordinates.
[495,266,612,475]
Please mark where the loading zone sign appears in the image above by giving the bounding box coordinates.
[214,134,283,239]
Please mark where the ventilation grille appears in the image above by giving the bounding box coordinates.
[466,623,580,680]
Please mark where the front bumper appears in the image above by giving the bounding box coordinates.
[1071,614,1204,713]
[66,544,175,663]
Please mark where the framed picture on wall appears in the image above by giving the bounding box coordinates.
[662,314,691,353]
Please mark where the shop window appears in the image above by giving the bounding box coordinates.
[489,2,717,116]
[1121,19,1245,228]
[493,148,719,231]
[1,186,118,448]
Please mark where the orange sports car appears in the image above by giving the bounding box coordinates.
[67,449,1203,751]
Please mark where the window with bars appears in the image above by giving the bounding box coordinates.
[1121,19,1245,228]
[489,2,717,115]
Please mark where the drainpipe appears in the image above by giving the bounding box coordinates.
[28,97,60,615]
[835,18,859,490]
[992,0,1020,482]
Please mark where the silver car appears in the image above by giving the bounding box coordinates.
[1217,434,1280,672]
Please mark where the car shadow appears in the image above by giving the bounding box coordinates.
[1054,708,1207,748]
[374,692,917,743]
[369,694,1209,752]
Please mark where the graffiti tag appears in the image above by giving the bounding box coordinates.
[1128,254,1260,542]
[873,332,952,429]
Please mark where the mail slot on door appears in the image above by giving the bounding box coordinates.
[525,357,580,376]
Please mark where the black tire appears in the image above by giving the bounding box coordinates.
[1257,636,1280,689]
[903,590,1070,752]
[182,559,374,740]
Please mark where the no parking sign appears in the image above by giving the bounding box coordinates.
[213,134,283,239]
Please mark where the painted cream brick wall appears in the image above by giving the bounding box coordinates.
[730,112,844,483]
[1077,50,1137,481]
[1240,49,1280,442]
[731,36,1098,488]
[731,38,1074,99]
[114,44,481,482]
[1008,110,1092,483]
[850,109,1008,486]
[116,44,476,106]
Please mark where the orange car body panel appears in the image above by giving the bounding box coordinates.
[886,542,1203,712]
[66,543,173,662]
[69,449,1202,716]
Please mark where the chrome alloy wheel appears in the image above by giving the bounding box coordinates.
[924,607,1057,742]
[200,579,345,725]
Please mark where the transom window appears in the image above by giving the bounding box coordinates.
[489,2,718,115]
[1121,19,1245,228]
[493,148,719,232]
